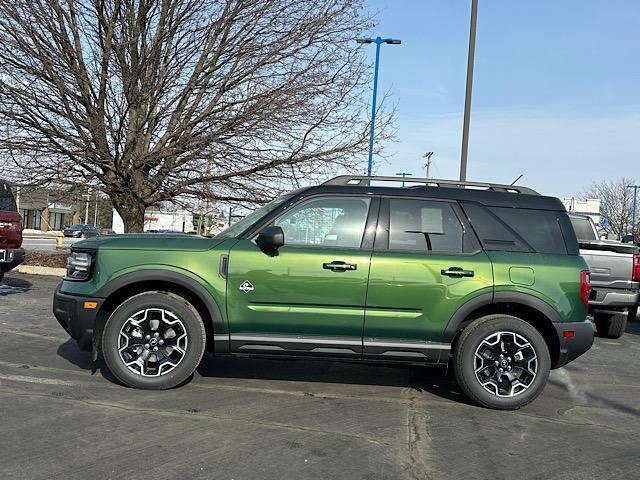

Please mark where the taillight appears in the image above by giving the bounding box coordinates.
[0,221,21,230]
[633,254,640,283]
[580,270,591,310]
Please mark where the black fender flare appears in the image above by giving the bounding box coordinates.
[96,269,225,335]
[442,291,561,343]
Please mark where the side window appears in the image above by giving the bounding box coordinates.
[388,199,465,253]
[490,207,567,254]
[274,196,371,248]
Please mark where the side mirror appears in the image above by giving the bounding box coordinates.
[256,226,284,252]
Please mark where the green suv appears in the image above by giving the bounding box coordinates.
[53,176,594,409]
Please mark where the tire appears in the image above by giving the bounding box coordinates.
[102,291,206,389]
[594,312,626,339]
[628,306,638,323]
[453,314,551,410]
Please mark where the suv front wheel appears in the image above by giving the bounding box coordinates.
[102,291,206,389]
[453,314,551,410]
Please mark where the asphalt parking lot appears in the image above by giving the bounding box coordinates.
[1,273,639,480]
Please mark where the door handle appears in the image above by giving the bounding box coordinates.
[441,267,474,278]
[323,261,357,271]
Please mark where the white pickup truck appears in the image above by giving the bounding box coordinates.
[570,215,639,338]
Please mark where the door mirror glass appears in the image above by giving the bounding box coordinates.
[256,226,285,251]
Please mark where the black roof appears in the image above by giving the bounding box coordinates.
[302,175,566,211]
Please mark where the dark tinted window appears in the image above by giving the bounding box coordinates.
[388,199,465,253]
[460,202,531,253]
[0,181,16,212]
[490,207,567,254]
[570,216,597,241]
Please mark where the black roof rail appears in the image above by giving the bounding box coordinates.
[322,175,539,195]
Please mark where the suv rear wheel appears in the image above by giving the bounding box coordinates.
[453,314,551,410]
[102,291,206,389]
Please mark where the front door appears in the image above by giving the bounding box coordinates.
[227,195,378,357]
[364,197,494,362]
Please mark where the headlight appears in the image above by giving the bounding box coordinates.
[66,251,94,281]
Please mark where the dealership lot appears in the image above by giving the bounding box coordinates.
[1,273,640,480]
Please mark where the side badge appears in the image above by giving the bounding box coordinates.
[239,280,254,293]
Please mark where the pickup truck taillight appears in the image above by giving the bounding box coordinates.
[633,253,640,283]
[580,270,591,310]
[0,221,21,230]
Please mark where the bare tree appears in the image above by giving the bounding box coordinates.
[583,177,635,240]
[0,0,389,232]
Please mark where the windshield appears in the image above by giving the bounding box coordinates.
[216,193,295,239]
[570,216,597,241]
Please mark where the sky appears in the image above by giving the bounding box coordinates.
[361,0,640,197]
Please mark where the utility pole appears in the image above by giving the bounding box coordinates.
[423,152,434,178]
[93,190,98,226]
[83,188,91,224]
[628,184,640,239]
[460,0,478,181]
[396,172,413,187]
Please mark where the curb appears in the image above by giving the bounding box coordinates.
[15,265,66,277]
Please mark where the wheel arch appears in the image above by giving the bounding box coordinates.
[94,270,225,353]
[444,292,562,368]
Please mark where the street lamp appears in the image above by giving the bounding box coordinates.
[357,36,401,178]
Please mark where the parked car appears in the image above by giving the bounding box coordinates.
[0,180,25,283]
[99,228,115,235]
[570,214,639,337]
[53,176,593,410]
[63,224,101,238]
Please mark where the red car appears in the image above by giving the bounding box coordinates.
[0,180,24,283]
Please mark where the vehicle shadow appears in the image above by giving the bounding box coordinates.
[624,319,640,336]
[56,339,472,405]
[0,276,32,295]
[56,339,119,384]
[197,355,473,405]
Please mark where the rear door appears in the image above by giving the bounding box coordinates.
[363,197,493,362]
[226,195,379,357]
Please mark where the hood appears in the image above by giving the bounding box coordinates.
[74,233,226,252]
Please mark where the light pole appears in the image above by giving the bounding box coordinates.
[628,184,639,239]
[357,36,401,178]
[460,0,479,181]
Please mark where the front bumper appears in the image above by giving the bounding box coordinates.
[0,248,25,272]
[553,320,594,369]
[53,284,103,351]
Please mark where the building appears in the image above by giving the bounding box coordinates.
[562,197,601,224]
[112,205,196,234]
[13,185,82,231]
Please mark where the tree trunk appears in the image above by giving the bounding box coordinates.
[116,202,146,233]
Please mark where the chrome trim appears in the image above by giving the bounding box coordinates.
[363,340,450,350]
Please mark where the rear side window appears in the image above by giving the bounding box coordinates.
[0,181,16,212]
[490,207,567,254]
[461,201,570,255]
[388,199,465,253]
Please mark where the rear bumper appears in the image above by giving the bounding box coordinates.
[589,287,639,309]
[53,284,102,351]
[0,248,25,272]
[553,320,594,369]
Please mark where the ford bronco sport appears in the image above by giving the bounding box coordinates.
[53,176,594,410]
